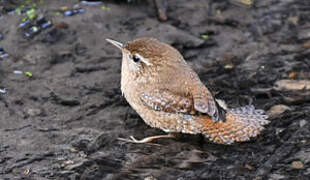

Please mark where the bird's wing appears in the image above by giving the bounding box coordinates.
[161,62,224,122]
[140,89,195,114]
[190,81,224,122]
[140,86,225,122]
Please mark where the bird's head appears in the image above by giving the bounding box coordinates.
[106,37,182,76]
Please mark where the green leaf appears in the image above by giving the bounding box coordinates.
[16,7,22,15]
[101,5,110,11]
[24,72,33,77]
[230,0,254,6]
[22,17,28,22]
[201,34,209,39]
[26,8,36,20]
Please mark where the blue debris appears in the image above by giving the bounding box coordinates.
[22,16,53,38]
[81,1,103,5]
[0,47,9,59]
[36,17,52,29]
[64,8,85,16]
[41,21,52,29]
[36,17,46,25]
[19,19,31,28]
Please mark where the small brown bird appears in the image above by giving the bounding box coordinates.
[106,37,269,145]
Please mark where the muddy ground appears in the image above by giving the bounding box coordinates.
[0,0,310,179]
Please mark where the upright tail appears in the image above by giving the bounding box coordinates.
[195,105,270,144]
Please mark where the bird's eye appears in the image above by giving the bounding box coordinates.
[132,55,140,62]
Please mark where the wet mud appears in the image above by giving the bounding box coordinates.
[0,0,310,179]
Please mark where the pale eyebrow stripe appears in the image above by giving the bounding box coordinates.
[135,53,152,66]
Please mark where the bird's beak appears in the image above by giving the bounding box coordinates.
[106,39,123,50]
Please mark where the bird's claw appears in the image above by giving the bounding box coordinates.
[117,136,161,146]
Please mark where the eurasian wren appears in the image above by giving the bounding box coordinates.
[106,37,269,145]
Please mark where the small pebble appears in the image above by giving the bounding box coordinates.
[69,147,78,153]
[306,168,310,175]
[269,174,286,180]
[61,160,74,167]
[144,176,158,180]
[13,70,23,74]
[27,108,42,116]
[0,88,7,94]
[224,64,234,70]
[245,164,255,170]
[299,120,307,127]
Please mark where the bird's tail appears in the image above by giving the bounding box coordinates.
[195,105,269,144]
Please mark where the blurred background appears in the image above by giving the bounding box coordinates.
[0,0,309,179]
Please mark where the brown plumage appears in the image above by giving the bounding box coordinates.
[107,37,269,145]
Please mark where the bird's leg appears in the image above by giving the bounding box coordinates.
[118,133,175,144]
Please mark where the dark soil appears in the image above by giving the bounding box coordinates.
[1,0,310,179]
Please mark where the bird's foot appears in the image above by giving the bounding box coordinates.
[117,134,175,145]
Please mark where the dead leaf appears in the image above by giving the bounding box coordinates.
[302,41,310,49]
[291,161,304,169]
[274,80,310,91]
[22,168,30,175]
[267,105,291,118]
[288,72,297,79]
